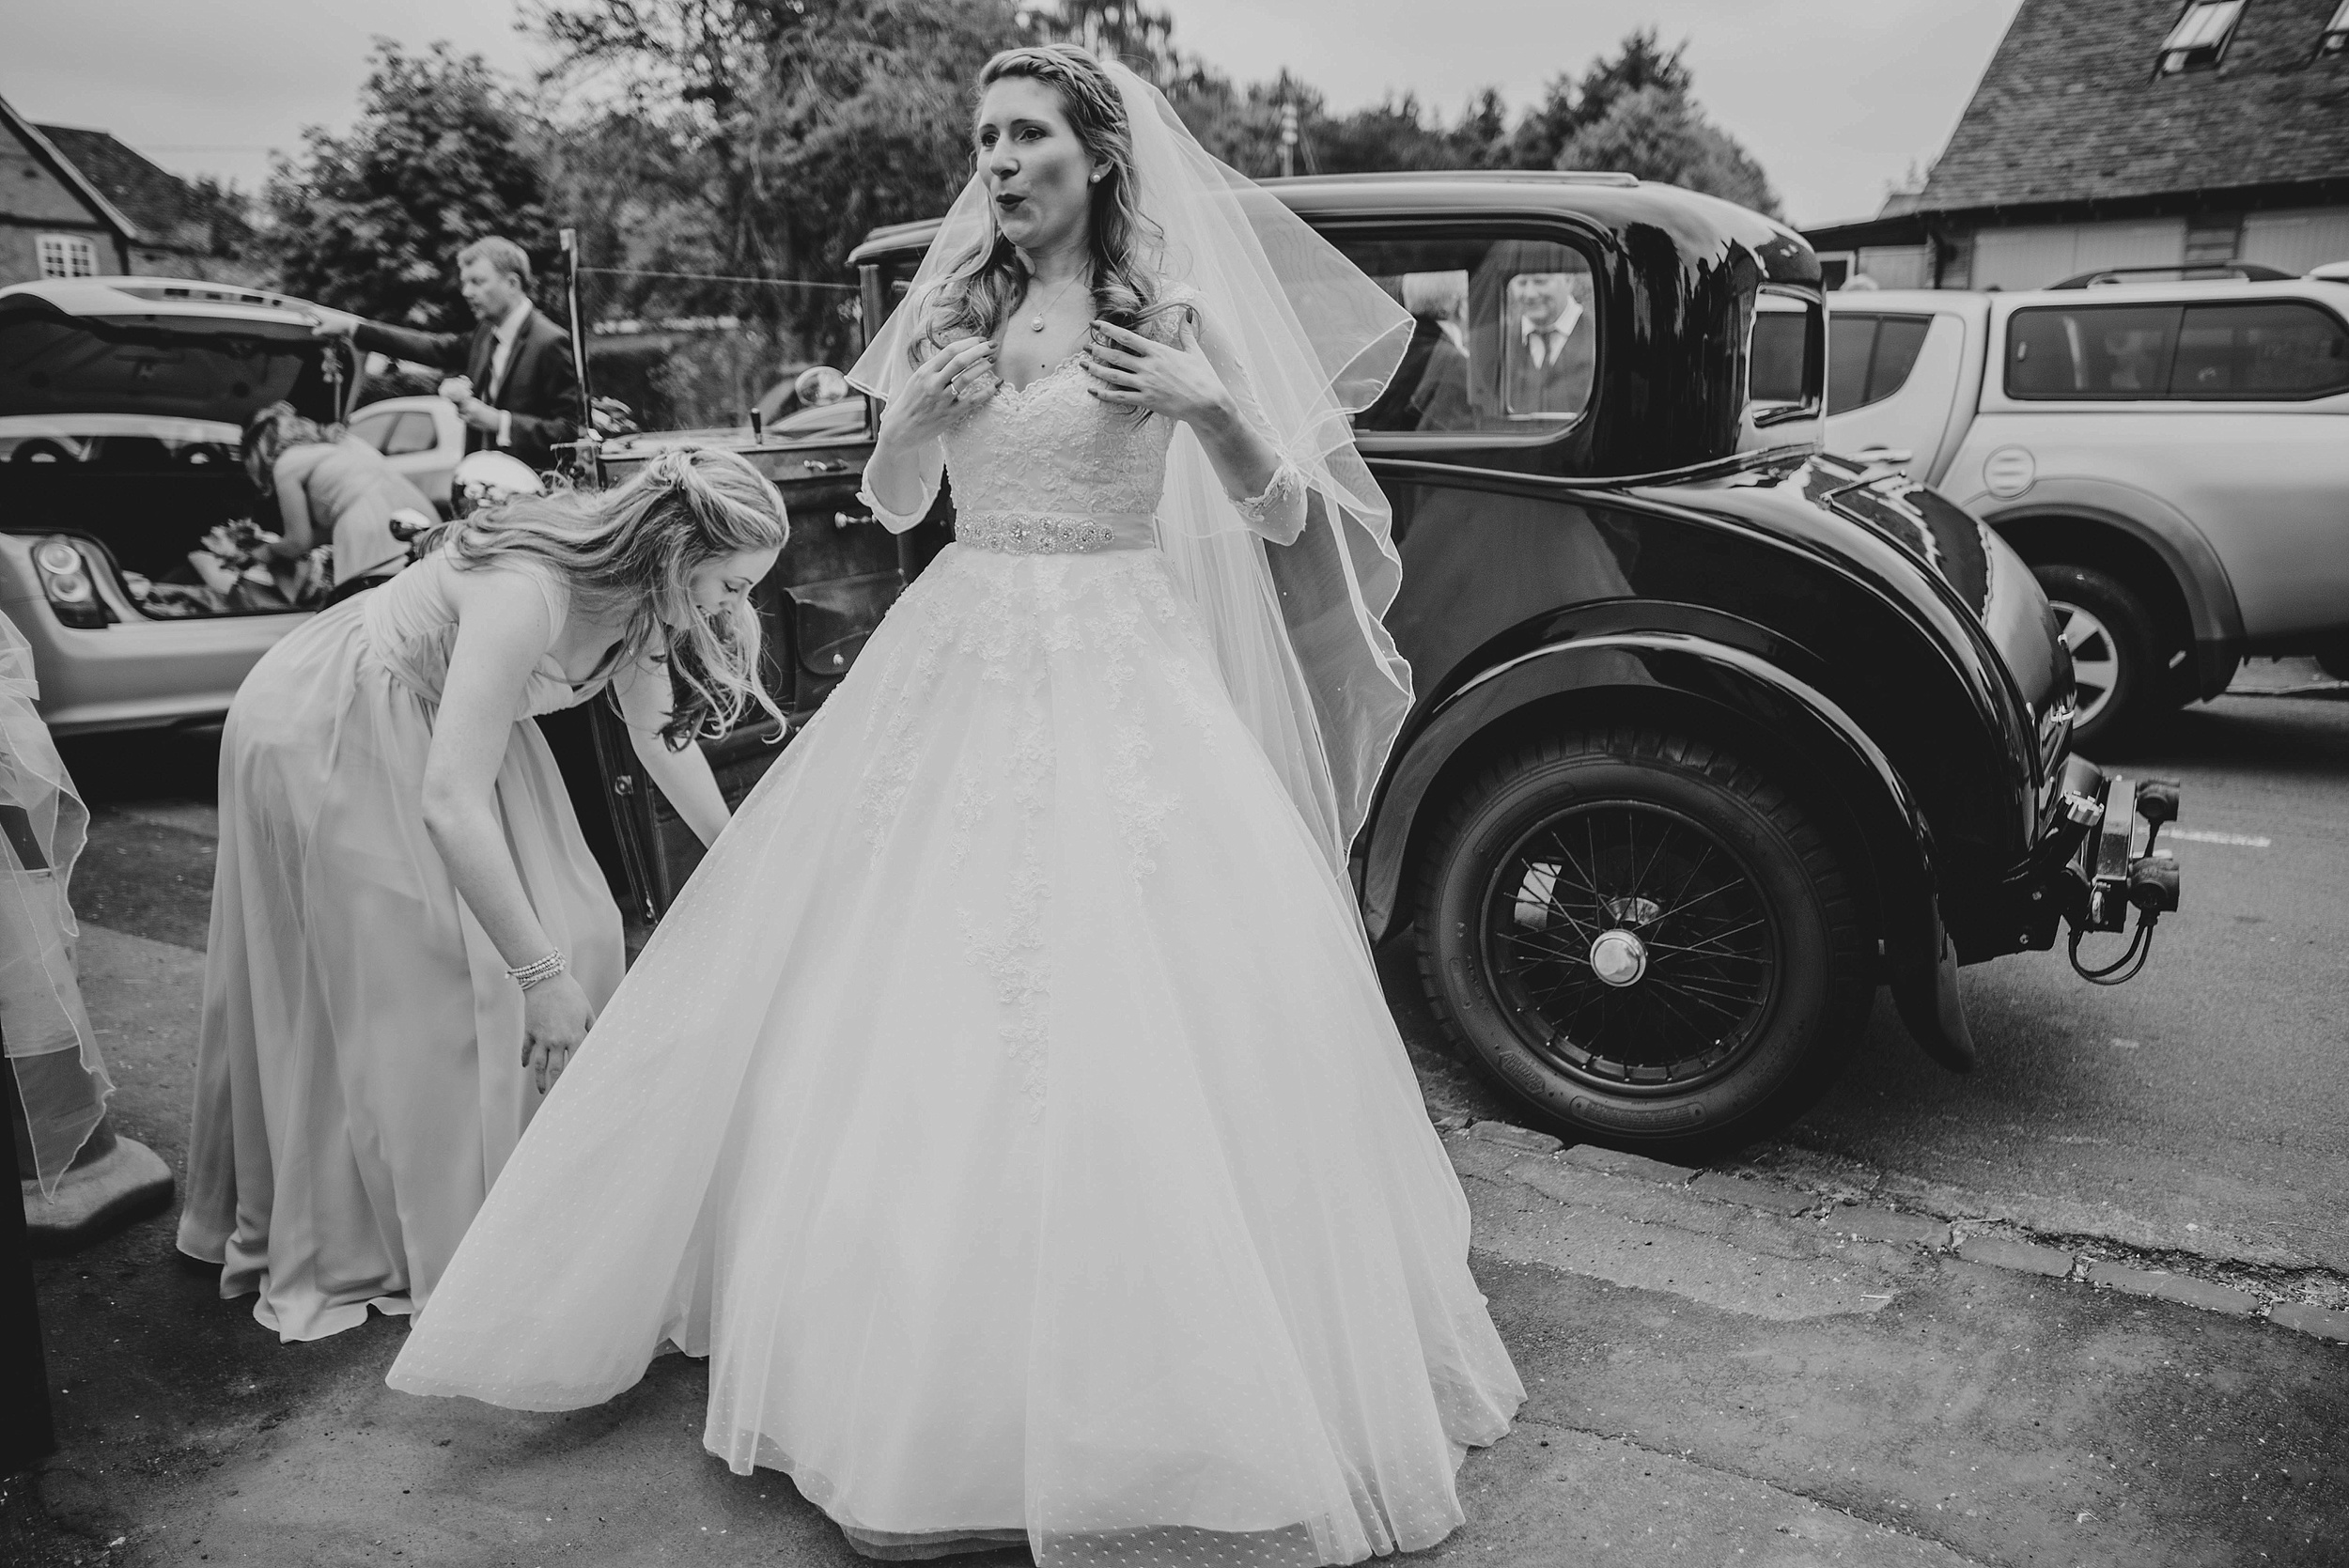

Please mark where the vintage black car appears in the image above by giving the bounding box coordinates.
[568,171,2178,1157]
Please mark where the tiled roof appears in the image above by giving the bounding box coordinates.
[1921,0,2349,210]
[36,123,208,247]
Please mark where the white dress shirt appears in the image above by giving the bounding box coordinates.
[487,298,534,448]
[1519,298,1584,370]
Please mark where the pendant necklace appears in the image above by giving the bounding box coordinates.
[1026,266,1089,333]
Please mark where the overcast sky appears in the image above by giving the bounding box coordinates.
[1,0,2027,228]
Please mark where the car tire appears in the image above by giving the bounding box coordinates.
[2033,564,2157,754]
[1410,726,1874,1161]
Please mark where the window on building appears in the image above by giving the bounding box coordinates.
[2157,1,2246,72]
[36,234,99,279]
[1827,313,1935,414]
[2323,0,2349,54]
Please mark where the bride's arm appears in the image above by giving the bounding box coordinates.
[1083,310,1307,544]
[863,335,998,530]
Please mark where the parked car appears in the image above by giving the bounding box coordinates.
[1825,271,2349,746]
[346,393,465,513]
[566,171,2178,1157]
[0,276,358,735]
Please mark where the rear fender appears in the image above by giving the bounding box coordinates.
[1362,631,1953,1051]
[1973,483,2243,698]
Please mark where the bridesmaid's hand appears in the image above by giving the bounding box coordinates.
[883,336,998,447]
[1081,318,1231,427]
[522,974,597,1094]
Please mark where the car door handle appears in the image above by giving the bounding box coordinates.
[800,458,850,474]
[833,510,876,530]
[1856,445,1913,464]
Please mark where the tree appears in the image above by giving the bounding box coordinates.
[1508,27,1694,171]
[1554,84,1781,218]
[266,41,554,329]
[1037,0,1182,85]
[532,0,1027,360]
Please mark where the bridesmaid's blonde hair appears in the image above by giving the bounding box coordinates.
[425,446,789,748]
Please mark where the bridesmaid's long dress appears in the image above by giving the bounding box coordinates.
[177,550,624,1342]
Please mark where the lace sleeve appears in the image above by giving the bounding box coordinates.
[1195,300,1309,546]
[858,473,937,535]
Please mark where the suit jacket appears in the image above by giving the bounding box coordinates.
[1503,321,1595,419]
[353,305,582,467]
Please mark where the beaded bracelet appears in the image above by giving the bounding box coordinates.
[506,949,568,991]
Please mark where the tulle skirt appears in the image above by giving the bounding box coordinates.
[388,543,1523,1562]
[177,598,624,1341]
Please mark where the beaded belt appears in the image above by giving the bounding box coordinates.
[956,510,1158,555]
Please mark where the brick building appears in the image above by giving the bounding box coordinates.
[0,93,259,288]
[1807,0,2349,290]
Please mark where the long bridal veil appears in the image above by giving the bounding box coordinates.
[850,60,1416,881]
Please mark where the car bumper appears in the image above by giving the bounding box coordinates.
[0,585,303,736]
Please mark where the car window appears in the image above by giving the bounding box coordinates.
[1748,288,1820,425]
[349,411,396,452]
[1327,234,1596,436]
[2170,302,2349,398]
[382,411,440,456]
[1827,313,1933,415]
[2006,303,2181,398]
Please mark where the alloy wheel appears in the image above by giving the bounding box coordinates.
[2047,597,2122,733]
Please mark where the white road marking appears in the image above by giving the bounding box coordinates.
[2163,828,2271,847]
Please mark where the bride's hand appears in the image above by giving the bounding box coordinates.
[522,973,597,1095]
[883,337,998,446]
[1082,318,1231,427]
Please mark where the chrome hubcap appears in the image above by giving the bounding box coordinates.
[1590,928,1648,986]
[2050,598,2121,729]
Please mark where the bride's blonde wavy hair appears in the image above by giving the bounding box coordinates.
[914,43,1183,364]
[422,447,789,749]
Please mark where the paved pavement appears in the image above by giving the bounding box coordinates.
[9,674,2348,1567]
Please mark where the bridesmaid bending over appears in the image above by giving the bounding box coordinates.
[178,446,786,1341]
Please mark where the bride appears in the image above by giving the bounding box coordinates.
[390,43,1522,1563]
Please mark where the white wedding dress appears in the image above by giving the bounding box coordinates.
[388,338,1524,1564]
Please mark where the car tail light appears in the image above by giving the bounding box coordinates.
[33,536,112,629]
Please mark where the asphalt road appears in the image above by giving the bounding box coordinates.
[19,673,2348,1568]
[1763,684,2349,1279]
[50,674,2349,1291]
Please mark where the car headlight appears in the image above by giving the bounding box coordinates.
[33,536,112,627]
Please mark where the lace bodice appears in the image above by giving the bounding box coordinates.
[951,354,1178,522]
[860,293,1306,553]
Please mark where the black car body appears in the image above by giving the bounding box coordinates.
[571,172,2172,1155]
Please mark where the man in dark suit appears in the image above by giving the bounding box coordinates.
[1502,271,1595,420]
[310,237,582,469]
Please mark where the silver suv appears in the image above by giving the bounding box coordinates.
[1825,268,2349,747]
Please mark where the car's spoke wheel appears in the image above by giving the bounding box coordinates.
[1413,727,1873,1159]
[2030,563,2157,754]
[1486,802,1779,1094]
